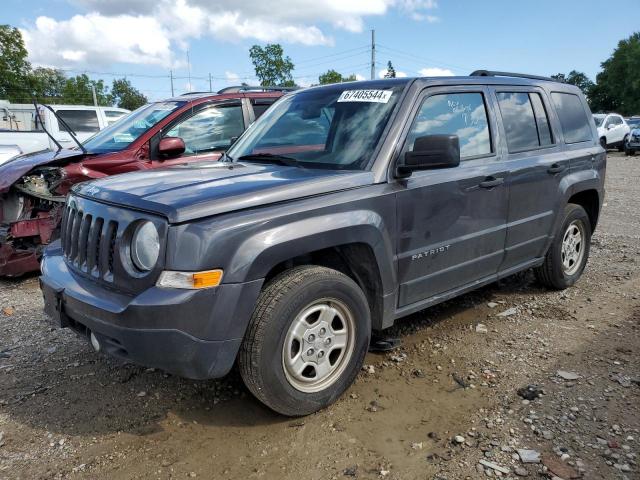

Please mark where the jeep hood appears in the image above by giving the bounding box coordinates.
[73,161,375,223]
[0,149,85,193]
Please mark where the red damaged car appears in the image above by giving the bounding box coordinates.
[0,87,289,276]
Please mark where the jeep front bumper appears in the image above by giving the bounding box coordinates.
[40,243,263,380]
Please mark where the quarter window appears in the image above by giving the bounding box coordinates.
[551,92,592,144]
[496,92,553,152]
[165,105,244,155]
[56,110,100,133]
[405,92,492,159]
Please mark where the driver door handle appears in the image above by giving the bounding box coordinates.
[547,163,565,174]
[479,177,504,189]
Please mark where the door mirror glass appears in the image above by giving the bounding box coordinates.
[397,134,460,177]
[158,136,186,157]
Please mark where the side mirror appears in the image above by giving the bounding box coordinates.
[396,134,460,178]
[158,136,185,157]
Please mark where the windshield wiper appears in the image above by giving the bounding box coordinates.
[237,153,301,167]
[40,104,88,155]
[32,100,63,152]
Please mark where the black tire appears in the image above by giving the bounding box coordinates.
[600,137,607,149]
[535,204,591,290]
[618,135,628,152]
[239,265,371,416]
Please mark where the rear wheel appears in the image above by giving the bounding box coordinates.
[239,266,371,416]
[535,204,591,289]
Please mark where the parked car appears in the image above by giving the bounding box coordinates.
[593,113,630,150]
[0,104,130,154]
[625,117,640,155]
[40,72,604,416]
[0,144,22,164]
[0,87,289,276]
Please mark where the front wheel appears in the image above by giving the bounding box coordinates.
[535,204,591,289]
[239,266,371,416]
[618,135,628,152]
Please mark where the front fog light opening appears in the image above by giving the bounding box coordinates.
[157,269,224,289]
[131,221,160,272]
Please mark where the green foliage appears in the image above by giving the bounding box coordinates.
[318,69,343,85]
[61,74,111,106]
[384,61,396,79]
[27,67,67,102]
[249,44,295,87]
[0,25,31,102]
[589,32,640,115]
[111,78,147,110]
[318,70,358,85]
[551,70,595,98]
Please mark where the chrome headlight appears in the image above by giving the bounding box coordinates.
[131,221,160,271]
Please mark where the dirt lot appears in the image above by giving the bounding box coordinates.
[1,152,638,480]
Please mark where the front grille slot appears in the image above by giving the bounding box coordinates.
[62,202,118,282]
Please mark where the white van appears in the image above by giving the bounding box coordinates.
[0,103,130,155]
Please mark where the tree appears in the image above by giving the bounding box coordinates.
[384,61,396,79]
[589,32,640,115]
[319,69,343,85]
[249,44,295,87]
[318,70,359,85]
[551,70,595,98]
[111,78,147,110]
[28,67,67,103]
[0,25,31,102]
[61,74,111,106]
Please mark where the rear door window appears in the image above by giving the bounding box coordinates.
[404,92,492,159]
[56,110,100,133]
[551,92,592,144]
[496,92,554,152]
[104,110,127,125]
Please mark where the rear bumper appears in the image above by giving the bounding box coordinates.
[40,244,263,379]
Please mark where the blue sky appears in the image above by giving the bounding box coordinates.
[1,0,638,101]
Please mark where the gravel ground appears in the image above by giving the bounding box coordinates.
[0,152,638,480]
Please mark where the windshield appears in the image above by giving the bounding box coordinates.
[228,82,407,170]
[593,115,605,127]
[628,119,640,129]
[83,101,185,153]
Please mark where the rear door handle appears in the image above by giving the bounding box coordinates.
[479,177,504,189]
[547,163,565,174]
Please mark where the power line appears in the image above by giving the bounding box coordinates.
[376,44,471,72]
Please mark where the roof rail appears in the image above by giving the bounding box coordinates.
[216,85,298,94]
[470,70,563,83]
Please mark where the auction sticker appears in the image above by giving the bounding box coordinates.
[337,90,393,103]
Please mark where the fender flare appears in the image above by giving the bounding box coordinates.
[224,210,396,296]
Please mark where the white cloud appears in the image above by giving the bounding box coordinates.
[355,74,366,81]
[21,14,173,68]
[225,71,240,83]
[418,67,455,76]
[23,0,442,68]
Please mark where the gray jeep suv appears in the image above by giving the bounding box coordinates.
[40,71,605,416]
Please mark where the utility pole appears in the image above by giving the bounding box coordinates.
[209,73,212,92]
[170,70,174,96]
[186,50,192,92]
[370,29,376,80]
[91,85,98,106]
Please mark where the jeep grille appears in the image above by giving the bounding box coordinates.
[60,203,118,282]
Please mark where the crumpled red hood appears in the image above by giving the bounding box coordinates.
[0,149,85,193]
